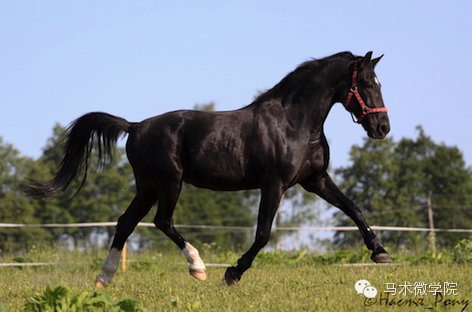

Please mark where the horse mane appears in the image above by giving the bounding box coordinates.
[253,51,355,105]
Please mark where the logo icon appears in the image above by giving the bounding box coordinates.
[363,285,378,298]
[355,279,378,298]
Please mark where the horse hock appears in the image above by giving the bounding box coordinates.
[182,242,207,281]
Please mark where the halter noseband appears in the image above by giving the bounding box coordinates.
[344,59,388,124]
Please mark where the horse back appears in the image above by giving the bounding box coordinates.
[126,109,260,190]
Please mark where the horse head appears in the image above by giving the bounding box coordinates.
[343,52,390,139]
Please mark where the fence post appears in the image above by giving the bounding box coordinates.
[427,193,437,254]
[122,242,127,272]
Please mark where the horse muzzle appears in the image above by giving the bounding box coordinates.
[365,114,390,139]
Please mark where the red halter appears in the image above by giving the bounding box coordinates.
[344,59,388,124]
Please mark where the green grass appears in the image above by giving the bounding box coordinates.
[1,247,471,311]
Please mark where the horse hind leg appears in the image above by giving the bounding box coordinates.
[154,183,207,281]
[182,242,207,281]
[95,191,157,287]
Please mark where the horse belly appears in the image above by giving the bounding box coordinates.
[182,154,258,191]
[183,175,256,191]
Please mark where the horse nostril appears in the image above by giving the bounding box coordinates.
[379,123,390,136]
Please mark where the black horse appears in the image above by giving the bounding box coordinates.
[26,51,392,286]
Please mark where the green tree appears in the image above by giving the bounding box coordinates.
[334,126,472,250]
[0,138,48,251]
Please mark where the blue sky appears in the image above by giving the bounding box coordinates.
[1,1,471,172]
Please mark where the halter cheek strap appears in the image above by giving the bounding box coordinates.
[344,59,388,124]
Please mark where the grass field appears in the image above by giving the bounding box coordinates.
[1,247,471,311]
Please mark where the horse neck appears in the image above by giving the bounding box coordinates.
[249,58,351,134]
[288,64,350,133]
[301,89,336,130]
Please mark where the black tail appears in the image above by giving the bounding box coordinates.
[25,112,131,199]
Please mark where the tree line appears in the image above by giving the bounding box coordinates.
[1,113,471,253]
[334,126,472,250]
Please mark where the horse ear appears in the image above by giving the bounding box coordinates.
[359,51,373,70]
[372,54,384,68]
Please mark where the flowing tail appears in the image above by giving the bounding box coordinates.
[25,112,132,199]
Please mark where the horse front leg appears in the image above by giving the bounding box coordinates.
[224,186,285,285]
[301,173,392,263]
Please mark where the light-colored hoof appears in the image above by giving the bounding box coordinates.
[95,274,108,288]
[190,269,207,281]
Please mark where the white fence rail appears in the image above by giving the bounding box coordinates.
[1,222,471,268]
[1,222,472,233]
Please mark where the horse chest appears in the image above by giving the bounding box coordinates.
[305,140,329,174]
